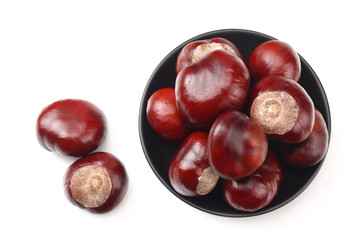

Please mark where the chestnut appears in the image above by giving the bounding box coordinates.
[176,37,244,74]
[36,99,107,157]
[146,87,191,142]
[64,152,128,214]
[208,110,268,180]
[222,149,282,212]
[249,76,315,144]
[277,109,329,168]
[175,50,250,130]
[169,132,219,197]
[248,40,301,83]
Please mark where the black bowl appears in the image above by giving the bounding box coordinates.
[139,29,331,217]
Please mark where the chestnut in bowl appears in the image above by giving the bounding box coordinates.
[64,152,128,214]
[277,109,329,168]
[169,132,219,196]
[249,76,315,144]
[223,150,282,212]
[208,110,267,180]
[146,87,191,142]
[139,29,331,217]
[175,50,250,130]
[248,40,301,83]
[36,99,107,157]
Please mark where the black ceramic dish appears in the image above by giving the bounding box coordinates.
[139,29,331,217]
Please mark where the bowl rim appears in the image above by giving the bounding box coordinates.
[138,28,331,217]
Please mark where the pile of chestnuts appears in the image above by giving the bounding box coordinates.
[37,99,128,214]
[146,37,329,212]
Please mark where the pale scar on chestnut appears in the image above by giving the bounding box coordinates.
[250,91,299,135]
[192,43,237,63]
[70,165,112,208]
[196,167,219,195]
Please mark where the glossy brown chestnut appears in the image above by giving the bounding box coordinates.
[64,152,128,214]
[175,50,250,130]
[249,76,315,144]
[36,99,107,157]
[146,87,191,142]
[248,40,301,83]
[277,109,329,168]
[176,37,245,74]
[223,149,282,212]
[169,132,219,197]
[208,110,268,180]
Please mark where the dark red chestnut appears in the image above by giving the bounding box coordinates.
[248,40,301,83]
[249,76,315,144]
[176,37,244,74]
[64,152,128,214]
[175,50,250,130]
[277,109,329,168]
[146,87,191,142]
[36,99,107,157]
[223,149,282,212]
[169,132,219,197]
[208,110,268,180]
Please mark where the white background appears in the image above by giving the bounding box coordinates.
[0,0,358,239]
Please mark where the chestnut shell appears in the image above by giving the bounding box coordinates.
[64,152,128,214]
[249,76,315,144]
[277,109,329,168]
[146,87,191,142]
[175,50,250,130]
[139,29,331,217]
[223,150,282,212]
[208,110,268,180]
[248,40,301,83]
[36,99,107,157]
[168,132,217,196]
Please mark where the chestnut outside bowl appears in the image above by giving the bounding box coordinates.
[139,29,331,217]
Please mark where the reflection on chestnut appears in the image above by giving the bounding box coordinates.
[176,50,250,130]
[208,110,268,180]
[64,152,128,214]
[169,132,219,196]
[36,99,107,157]
[248,40,301,83]
[223,150,282,212]
[176,37,244,74]
[277,109,329,168]
[249,76,314,144]
[146,87,191,142]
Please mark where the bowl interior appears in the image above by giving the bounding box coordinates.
[139,29,331,217]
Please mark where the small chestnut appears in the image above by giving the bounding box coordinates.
[176,37,245,74]
[249,76,315,144]
[248,40,301,83]
[169,132,219,197]
[175,50,250,130]
[146,87,191,142]
[64,152,128,214]
[208,110,268,180]
[36,99,107,157]
[222,150,282,212]
[277,109,329,168]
